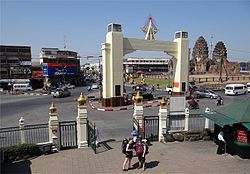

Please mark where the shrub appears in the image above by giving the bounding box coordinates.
[3,143,42,162]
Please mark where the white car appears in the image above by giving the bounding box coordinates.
[92,83,99,89]
[64,84,75,89]
[246,83,250,93]
[165,87,172,94]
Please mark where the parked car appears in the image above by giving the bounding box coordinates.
[165,86,172,94]
[53,88,71,98]
[246,83,250,93]
[13,84,33,91]
[132,84,147,91]
[194,89,218,99]
[91,83,99,89]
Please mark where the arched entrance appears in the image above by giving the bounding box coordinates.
[101,23,189,107]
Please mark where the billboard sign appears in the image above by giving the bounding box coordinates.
[42,63,79,77]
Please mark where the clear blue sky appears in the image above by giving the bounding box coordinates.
[1,0,250,63]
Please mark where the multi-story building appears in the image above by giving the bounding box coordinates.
[0,45,32,79]
[40,48,80,85]
[123,57,170,75]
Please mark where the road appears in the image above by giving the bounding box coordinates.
[1,87,249,141]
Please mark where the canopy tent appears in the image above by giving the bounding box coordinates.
[202,98,250,130]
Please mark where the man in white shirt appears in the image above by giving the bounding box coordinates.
[217,128,226,154]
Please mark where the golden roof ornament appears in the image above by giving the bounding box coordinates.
[78,92,86,106]
[49,102,57,115]
[160,97,168,107]
[134,91,143,104]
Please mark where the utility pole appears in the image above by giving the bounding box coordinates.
[210,34,213,59]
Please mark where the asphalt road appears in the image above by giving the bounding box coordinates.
[1,87,249,141]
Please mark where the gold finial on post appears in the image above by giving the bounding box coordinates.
[134,91,143,104]
[160,97,168,108]
[49,102,57,115]
[78,92,86,106]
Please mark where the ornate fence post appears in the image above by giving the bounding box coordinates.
[184,107,189,131]
[204,107,210,129]
[76,93,88,148]
[158,98,168,142]
[19,117,25,144]
[133,91,144,137]
[48,102,59,152]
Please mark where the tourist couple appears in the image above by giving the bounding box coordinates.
[122,137,148,171]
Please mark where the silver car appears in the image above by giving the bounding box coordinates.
[53,88,71,98]
[194,89,218,99]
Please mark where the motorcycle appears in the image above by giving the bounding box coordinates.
[216,98,223,106]
[187,98,199,109]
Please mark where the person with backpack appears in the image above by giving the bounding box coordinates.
[135,138,148,171]
[122,138,134,171]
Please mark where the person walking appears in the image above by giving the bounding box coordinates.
[217,128,226,154]
[135,138,148,171]
[122,138,134,171]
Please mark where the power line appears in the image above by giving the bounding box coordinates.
[227,49,250,54]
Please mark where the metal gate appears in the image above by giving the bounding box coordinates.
[59,121,77,150]
[144,116,159,141]
[88,120,96,154]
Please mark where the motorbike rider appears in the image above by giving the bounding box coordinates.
[189,97,199,108]
[217,96,223,105]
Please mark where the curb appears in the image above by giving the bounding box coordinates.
[23,93,49,96]
[88,99,161,112]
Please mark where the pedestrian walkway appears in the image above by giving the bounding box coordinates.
[2,141,250,174]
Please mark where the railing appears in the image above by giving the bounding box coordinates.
[0,123,49,148]
[188,114,205,131]
[167,113,214,132]
[0,126,20,148]
[168,115,185,131]
[24,123,49,144]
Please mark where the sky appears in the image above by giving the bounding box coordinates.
[1,0,250,64]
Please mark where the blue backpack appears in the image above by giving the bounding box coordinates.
[121,138,128,154]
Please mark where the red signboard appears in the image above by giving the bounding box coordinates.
[237,130,248,143]
[32,71,44,79]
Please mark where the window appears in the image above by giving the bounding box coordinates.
[182,32,188,38]
[115,85,121,96]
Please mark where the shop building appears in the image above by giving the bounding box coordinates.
[0,45,32,79]
[40,48,80,86]
[123,57,170,75]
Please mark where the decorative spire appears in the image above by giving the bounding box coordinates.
[49,102,57,115]
[134,91,143,104]
[78,92,86,106]
[160,97,168,108]
[141,16,158,40]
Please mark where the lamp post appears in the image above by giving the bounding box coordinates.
[99,55,102,101]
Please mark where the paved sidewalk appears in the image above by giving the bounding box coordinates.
[2,141,250,174]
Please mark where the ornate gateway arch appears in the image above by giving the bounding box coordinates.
[101,23,189,107]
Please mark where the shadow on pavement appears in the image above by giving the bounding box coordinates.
[96,139,116,154]
[1,160,31,174]
[146,160,160,169]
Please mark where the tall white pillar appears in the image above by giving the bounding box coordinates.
[158,98,168,142]
[133,91,144,136]
[184,107,190,131]
[19,117,25,144]
[205,107,210,129]
[76,93,88,148]
[172,31,189,95]
[48,102,59,152]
